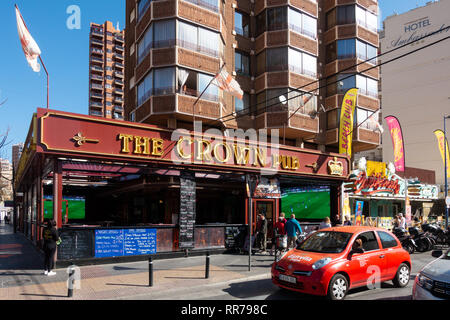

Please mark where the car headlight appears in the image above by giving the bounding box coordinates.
[417,273,433,291]
[312,258,332,270]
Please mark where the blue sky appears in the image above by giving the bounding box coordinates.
[0,0,432,161]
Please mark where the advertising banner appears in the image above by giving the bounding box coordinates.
[433,130,450,178]
[385,116,406,172]
[355,201,364,226]
[339,88,358,156]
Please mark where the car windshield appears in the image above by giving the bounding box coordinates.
[296,231,353,253]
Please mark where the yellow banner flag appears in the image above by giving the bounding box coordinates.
[434,130,450,178]
[339,88,358,156]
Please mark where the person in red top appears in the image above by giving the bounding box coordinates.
[272,212,288,254]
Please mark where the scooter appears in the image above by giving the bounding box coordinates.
[392,227,417,254]
[422,224,450,248]
[408,226,434,252]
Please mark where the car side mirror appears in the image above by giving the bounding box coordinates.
[431,250,443,258]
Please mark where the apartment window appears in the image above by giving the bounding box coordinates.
[259,88,317,116]
[235,11,250,37]
[337,5,356,25]
[154,20,176,48]
[129,111,136,122]
[356,75,378,97]
[178,21,220,58]
[267,7,287,31]
[288,48,317,78]
[337,39,356,59]
[184,0,219,12]
[235,93,250,114]
[154,67,175,95]
[137,71,153,106]
[137,0,151,21]
[235,51,250,76]
[288,8,317,39]
[356,108,377,130]
[356,6,378,32]
[179,67,218,102]
[137,24,153,64]
[256,11,266,36]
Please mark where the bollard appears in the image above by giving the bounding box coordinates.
[67,263,74,298]
[148,256,154,287]
[205,251,210,279]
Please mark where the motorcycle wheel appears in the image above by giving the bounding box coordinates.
[416,239,428,252]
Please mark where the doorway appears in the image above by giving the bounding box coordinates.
[252,199,277,242]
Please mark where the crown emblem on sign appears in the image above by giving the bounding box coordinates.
[328,157,344,176]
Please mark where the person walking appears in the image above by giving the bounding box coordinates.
[273,213,288,254]
[319,217,332,230]
[43,220,59,276]
[255,214,268,253]
[398,213,407,229]
[285,214,302,249]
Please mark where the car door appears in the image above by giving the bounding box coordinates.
[377,230,402,279]
[347,231,387,288]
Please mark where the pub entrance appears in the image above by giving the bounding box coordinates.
[252,199,278,247]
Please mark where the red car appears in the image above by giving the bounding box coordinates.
[271,226,411,300]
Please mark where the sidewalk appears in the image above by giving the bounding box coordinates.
[0,223,273,300]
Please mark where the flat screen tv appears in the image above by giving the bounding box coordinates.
[44,196,86,220]
[281,186,330,220]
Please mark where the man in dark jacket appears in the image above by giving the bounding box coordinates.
[256,214,268,253]
[43,220,59,276]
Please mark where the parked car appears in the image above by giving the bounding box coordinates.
[271,226,412,300]
[412,249,450,300]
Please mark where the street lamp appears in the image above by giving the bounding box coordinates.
[444,115,450,229]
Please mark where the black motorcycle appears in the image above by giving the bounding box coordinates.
[422,224,450,248]
[408,226,434,252]
[392,227,417,254]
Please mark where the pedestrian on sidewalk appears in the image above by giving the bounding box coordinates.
[255,213,268,253]
[319,217,332,230]
[43,220,59,276]
[272,213,288,255]
[285,214,302,249]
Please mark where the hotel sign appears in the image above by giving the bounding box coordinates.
[36,109,349,179]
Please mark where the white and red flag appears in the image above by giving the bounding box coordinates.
[15,5,42,72]
[211,68,243,100]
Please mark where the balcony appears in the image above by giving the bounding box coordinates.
[90,57,104,64]
[115,45,124,51]
[114,35,124,43]
[114,71,124,78]
[255,29,318,56]
[114,62,124,68]
[325,126,380,152]
[325,92,379,112]
[114,97,123,103]
[115,79,124,85]
[255,107,319,140]
[324,24,379,47]
[114,53,124,60]
[91,38,103,46]
[91,84,104,90]
[91,29,104,37]
[325,58,379,80]
[323,0,379,14]
[255,0,318,17]
[90,102,103,108]
[254,71,318,94]
[91,48,104,56]
[90,92,103,99]
[90,74,103,81]
[90,110,103,117]
[90,66,104,73]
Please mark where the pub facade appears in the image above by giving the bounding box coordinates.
[14,109,350,264]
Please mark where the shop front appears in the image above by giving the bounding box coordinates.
[343,159,439,229]
[14,109,350,264]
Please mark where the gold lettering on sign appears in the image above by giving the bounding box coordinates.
[119,134,134,153]
[118,134,164,158]
[252,147,267,167]
[234,145,251,165]
[195,139,213,162]
[177,137,193,159]
[213,142,232,163]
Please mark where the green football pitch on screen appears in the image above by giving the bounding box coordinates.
[43,198,86,220]
[281,190,330,220]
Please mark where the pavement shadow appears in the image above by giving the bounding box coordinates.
[106,283,150,288]
[222,278,281,299]
[20,293,69,298]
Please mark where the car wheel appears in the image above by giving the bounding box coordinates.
[393,263,410,288]
[327,274,349,300]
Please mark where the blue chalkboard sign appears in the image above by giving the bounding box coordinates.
[95,229,157,258]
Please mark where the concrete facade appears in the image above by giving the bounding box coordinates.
[380,0,450,188]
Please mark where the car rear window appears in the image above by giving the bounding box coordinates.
[377,231,398,249]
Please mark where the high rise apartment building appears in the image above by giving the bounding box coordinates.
[124,0,380,153]
[12,143,24,171]
[89,21,125,120]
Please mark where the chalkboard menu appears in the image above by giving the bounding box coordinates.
[94,229,157,258]
[57,229,95,260]
[179,171,196,249]
[225,226,247,249]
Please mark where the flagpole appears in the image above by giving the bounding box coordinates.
[193,63,226,130]
[38,56,49,109]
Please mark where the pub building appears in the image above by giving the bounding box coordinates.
[14,108,350,265]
